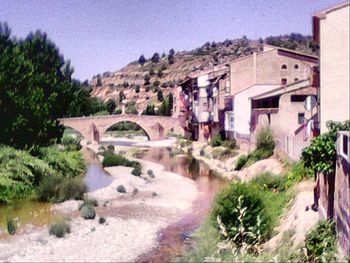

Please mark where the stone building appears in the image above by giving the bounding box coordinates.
[173,65,232,141]
[313,1,350,133]
[226,45,318,150]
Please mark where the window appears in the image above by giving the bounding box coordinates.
[225,80,230,93]
[225,111,234,131]
[281,78,287,85]
[291,95,308,102]
[294,64,299,69]
[298,113,305,124]
[294,78,299,82]
[281,64,287,70]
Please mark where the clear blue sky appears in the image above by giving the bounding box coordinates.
[1,0,339,81]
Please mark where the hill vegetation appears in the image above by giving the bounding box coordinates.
[90,33,316,113]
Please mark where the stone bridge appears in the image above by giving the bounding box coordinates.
[58,114,184,142]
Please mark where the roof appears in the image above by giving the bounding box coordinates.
[250,79,311,100]
[313,1,350,18]
[229,45,318,67]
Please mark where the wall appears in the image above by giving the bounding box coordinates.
[233,84,280,136]
[229,55,255,96]
[319,5,350,133]
[334,131,350,257]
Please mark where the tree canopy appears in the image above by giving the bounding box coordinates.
[0,23,102,148]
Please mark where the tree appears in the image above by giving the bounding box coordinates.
[0,25,94,148]
[151,52,160,63]
[106,99,116,114]
[161,52,166,58]
[134,85,140,93]
[138,54,146,66]
[149,67,155,75]
[169,48,175,56]
[96,77,102,87]
[157,89,164,102]
[142,104,156,115]
[144,74,150,85]
[157,68,163,77]
[158,93,173,116]
[119,91,126,102]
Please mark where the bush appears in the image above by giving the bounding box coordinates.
[36,176,86,203]
[6,217,16,235]
[80,198,98,209]
[222,139,237,149]
[211,133,224,147]
[131,165,142,176]
[80,204,96,220]
[147,169,155,178]
[38,145,86,178]
[286,161,313,188]
[251,172,287,192]
[102,153,130,167]
[211,182,272,243]
[256,127,275,153]
[235,155,248,170]
[304,220,337,262]
[0,146,55,203]
[107,144,115,152]
[116,185,126,193]
[49,218,70,238]
[99,217,106,224]
[61,135,81,151]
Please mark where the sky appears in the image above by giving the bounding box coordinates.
[1,0,340,81]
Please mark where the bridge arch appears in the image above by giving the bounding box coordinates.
[58,114,184,143]
[100,121,153,141]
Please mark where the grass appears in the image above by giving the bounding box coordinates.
[181,172,296,262]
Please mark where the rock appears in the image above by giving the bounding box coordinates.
[116,185,127,193]
[238,158,284,182]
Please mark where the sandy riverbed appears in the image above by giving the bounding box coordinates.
[0,139,198,262]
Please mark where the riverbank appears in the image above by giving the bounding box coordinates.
[0,139,198,262]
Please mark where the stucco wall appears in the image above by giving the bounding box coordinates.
[233,84,279,136]
[319,5,350,132]
[230,55,255,96]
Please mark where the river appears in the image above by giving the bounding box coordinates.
[0,140,227,261]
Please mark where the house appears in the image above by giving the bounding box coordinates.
[226,45,319,150]
[313,1,350,133]
[173,65,232,141]
[312,1,350,257]
[249,78,319,159]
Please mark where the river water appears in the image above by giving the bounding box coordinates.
[0,142,226,261]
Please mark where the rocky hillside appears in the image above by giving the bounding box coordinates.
[90,34,316,112]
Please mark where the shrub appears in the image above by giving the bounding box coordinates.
[38,145,86,178]
[131,165,142,176]
[116,185,126,193]
[0,146,55,203]
[235,155,248,170]
[36,176,86,203]
[256,127,275,153]
[211,133,224,147]
[80,198,98,209]
[250,148,273,161]
[49,218,70,238]
[107,144,115,152]
[99,217,106,224]
[147,169,154,178]
[211,182,272,243]
[6,217,16,235]
[302,120,350,175]
[303,220,337,262]
[286,161,313,188]
[61,135,81,151]
[222,139,237,149]
[251,172,287,192]
[102,153,130,167]
[80,204,96,220]
[152,191,158,197]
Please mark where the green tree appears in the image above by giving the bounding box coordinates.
[158,93,173,116]
[144,74,150,85]
[106,99,116,114]
[134,85,140,93]
[157,89,164,101]
[138,54,146,66]
[96,77,102,87]
[0,26,84,148]
[151,52,160,63]
[119,91,126,102]
[142,104,156,115]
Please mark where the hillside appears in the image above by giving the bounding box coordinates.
[90,34,316,113]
